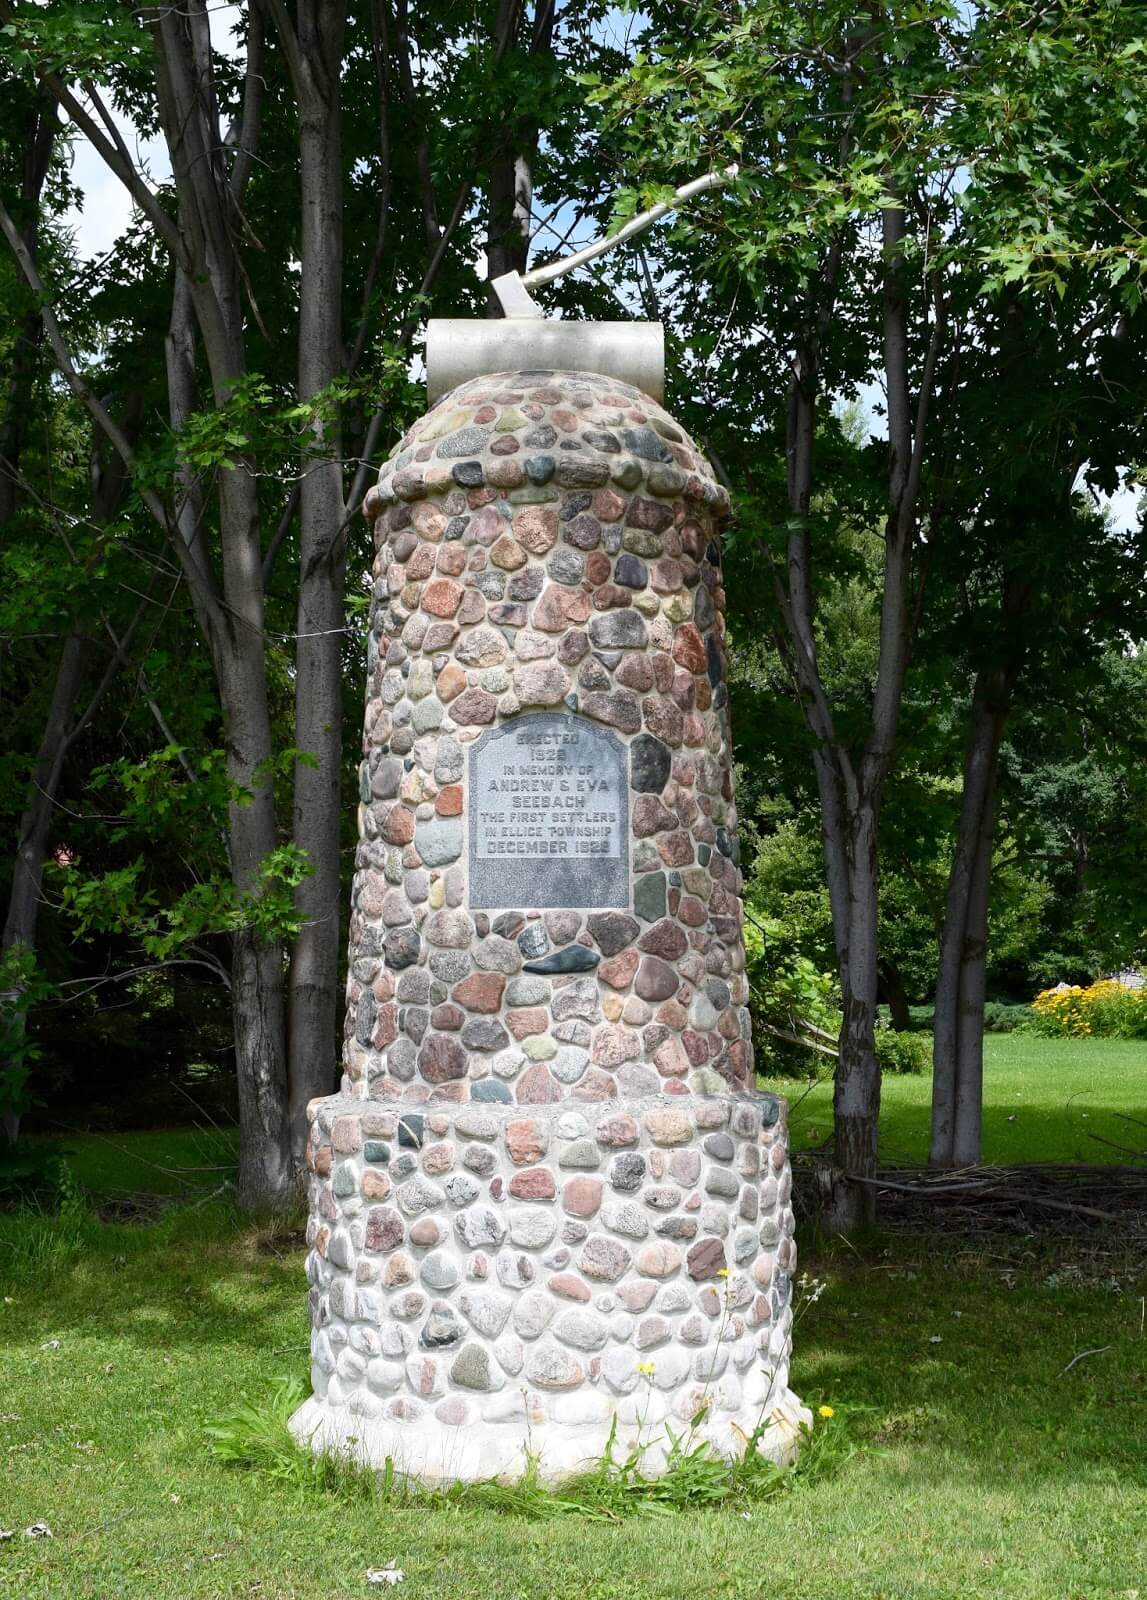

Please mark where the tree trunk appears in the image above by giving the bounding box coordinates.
[826,802,881,1229]
[484,0,554,312]
[284,0,349,1162]
[1,634,87,1141]
[929,670,1007,1166]
[952,783,995,1166]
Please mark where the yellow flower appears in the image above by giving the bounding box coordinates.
[636,1362,657,1376]
[818,1405,835,1420]
[717,1269,730,1278]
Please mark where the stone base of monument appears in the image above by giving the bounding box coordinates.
[291,1090,809,1484]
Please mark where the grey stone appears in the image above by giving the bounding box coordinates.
[513,1292,555,1339]
[506,974,551,1006]
[703,1132,735,1163]
[444,1172,481,1206]
[454,1204,507,1248]
[553,1309,608,1351]
[472,1079,513,1104]
[458,1290,512,1338]
[614,553,648,589]
[609,1153,646,1192]
[416,817,463,866]
[705,1165,739,1199]
[420,1250,460,1290]
[588,610,648,649]
[384,927,422,969]
[517,923,549,959]
[451,1344,501,1391]
[437,426,491,458]
[601,1201,649,1239]
[509,1208,558,1249]
[547,549,584,585]
[558,1137,601,1169]
[461,1018,509,1051]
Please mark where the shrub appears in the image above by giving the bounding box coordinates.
[874,1029,931,1075]
[983,1002,1033,1033]
[1029,980,1147,1039]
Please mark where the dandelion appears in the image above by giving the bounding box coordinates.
[717,1268,730,1278]
[818,1404,835,1420]
[636,1362,657,1376]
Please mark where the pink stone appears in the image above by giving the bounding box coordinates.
[513,660,571,707]
[657,832,694,867]
[686,1237,726,1281]
[436,784,463,816]
[409,1217,442,1247]
[509,1166,557,1200]
[571,1069,618,1102]
[383,1250,416,1286]
[533,583,591,631]
[453,971,505,1012]
[516,1064,562,1104]
[595,1114,638,1147]
[362,1170,391,1200]
[668,1149,701,1185]
[638,919,688,960]
[617,1279,658,1312]
[579,1235,631,1282]
[598,949,640,990]
[505,1118,547,1165]
[365,1205,405,1251]
[562,1175,603,1217]
[421,577,463,617]
[506,1006,548,1040]
[653,1036,690,1077]
[449,687,497,725]
[671,623,707,672]
[332,1116,362,1154]
[636,1242,682,1278]
[513,505,559,555]
[635,957,678,1003]
[590,1024,640,1067]
[549,1273,591,1302]
[380,804,415,846]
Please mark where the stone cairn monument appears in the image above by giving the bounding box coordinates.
[291,182,808,1481]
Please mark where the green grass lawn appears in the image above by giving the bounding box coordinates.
[1,1196,1144,1599]
[762,1033,1147,1167]
[4,1034,1144,1598]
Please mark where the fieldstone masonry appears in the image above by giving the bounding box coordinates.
[290,369,809,1480]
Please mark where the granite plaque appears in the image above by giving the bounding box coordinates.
[468,712,629,908]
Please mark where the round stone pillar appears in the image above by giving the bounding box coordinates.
[291,369,808,1481]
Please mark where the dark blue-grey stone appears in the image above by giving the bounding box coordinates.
[493,912,525,939]
[707,634,723,686]
[706,538,722,566]
[525,454,555,484]
[518,923,549,959]
[760,1094,781,1128]
[772,1272,791,1315]
[581,429,621,453]
[420,1302,466,1348]
[384,927,422,970]
[438,426,490,458]
[472,1079,513,1103]
[614,554,648,589]
[398,1113,425,1149]
[364,1140,391,1164]
[391,1151,418,1180]
[452,461,484,488]
[445,515,469,540]
[633,871,667,924]
[630,733,671,794]
[716,827,734,859]
[697,843,712,867]
[522,946,601,975]
[705,978,731,1012]
[560,492,593,521]
[693,584,714,630]
[622,426,672,463]
[703,1132,735,1163]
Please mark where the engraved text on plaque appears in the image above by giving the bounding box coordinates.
[468,713,629,908]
